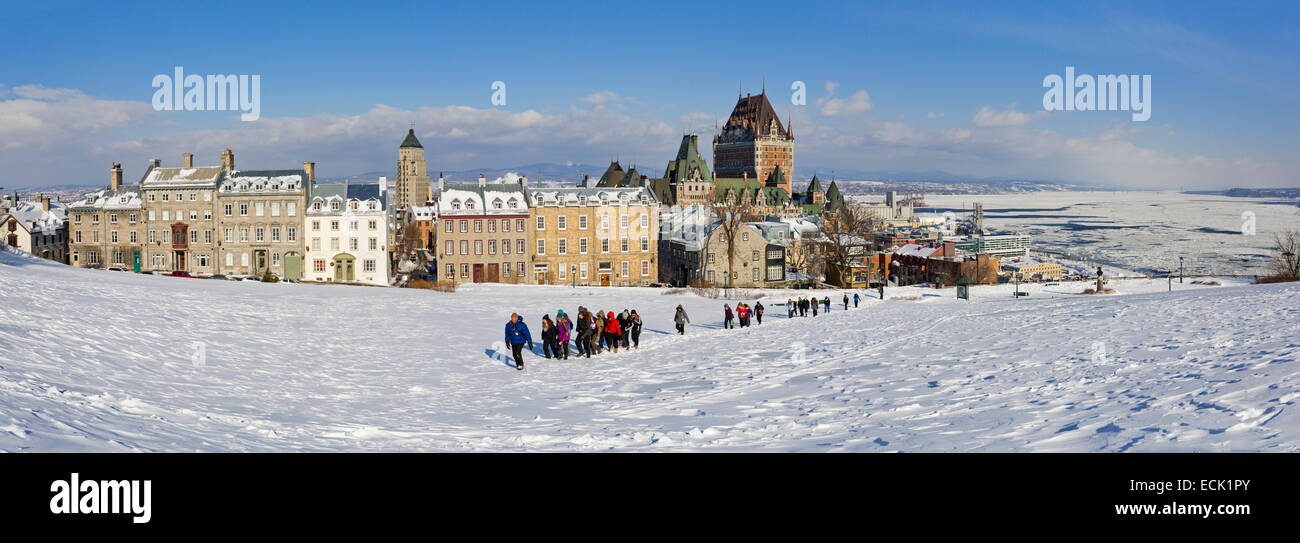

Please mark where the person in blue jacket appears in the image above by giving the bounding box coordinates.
[504,313,535,370]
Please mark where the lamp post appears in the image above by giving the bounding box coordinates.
[571,264,576,289]
[1179,256,1184,283]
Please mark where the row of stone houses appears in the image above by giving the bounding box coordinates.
[64,150,392,286]
[2,193,69,263]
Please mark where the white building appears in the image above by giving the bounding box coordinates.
[1,195,68,263]
[304,182,390,285]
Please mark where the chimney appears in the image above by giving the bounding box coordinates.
[150,158,161,168]
[110,163,123,191]
[303,161,316,182]
[438,172,445,193]
[478,174,485,187]
[40,195,50,212]
[182,153,193,168]
[221,148,234,172]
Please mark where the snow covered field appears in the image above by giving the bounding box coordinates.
[922,191,1299,276]
[1,247,1297,452]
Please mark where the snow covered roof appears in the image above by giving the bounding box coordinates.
[141,166,224,188]
[437,182,528,215]
[2,201,67,234]
[69,185,143,211]
[407,205,436,221]
[525,186,656,207]
[307,183,385,215]
[894,243,942,258]
[218,170,307,193]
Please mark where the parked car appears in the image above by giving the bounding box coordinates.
[208,274,230,280]
[239,276,261,281]
[138,271,154,275]
[168,271,194,278]
[106,266,127,272]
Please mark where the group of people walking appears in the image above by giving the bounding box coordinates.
[786,292,861,318]
[723,301,764,329]
[503,307,644,370]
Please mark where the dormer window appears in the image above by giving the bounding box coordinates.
[579,195,587,205]
[508,198,518,209]
[331,201,341,211]
[451,199,461,210]
[312,201,322,211]
[368,201,377,210]
[493,198,503,209]
[466,200,475,210]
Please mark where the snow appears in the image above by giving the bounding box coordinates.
[1,245,1296,452]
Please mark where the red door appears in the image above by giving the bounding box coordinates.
[487,263,499,282]
[473,264,484,283]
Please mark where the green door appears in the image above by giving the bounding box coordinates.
[333,253,355,282]
[284,252,303,280]
[132,251,141,272]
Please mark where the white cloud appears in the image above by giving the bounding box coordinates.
[926,111,945,119]
[971,104,1046,127]
[824,81,839,95]
[819,90,873,117]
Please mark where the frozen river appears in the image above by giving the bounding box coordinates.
[919,191,1300,276]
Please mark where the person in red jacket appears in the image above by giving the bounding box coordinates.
[603,311,622,353]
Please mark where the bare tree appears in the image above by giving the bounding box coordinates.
[392,219,429,286]
[1268,229,1300,281]
[710,186,755,296]
[819,204,874,287]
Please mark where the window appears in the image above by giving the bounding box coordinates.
[130,231,137,243]
[162,193,169,202]
[742,232,749,242]
[620,215,628,229]
[255,227,265,242]
[465,200,475,210]
[558,266,567,280]
[147,231,154,244]
[270,253,278,267]
[461,264,469,278]
[493,199,502,209]
[516,219,525,231]
[753,250,760,261]
[241,253,249,266]
[331,238,339,251]
[621,238,629,252]
[271,202,280,216]
[502,219,510,232]
[312,220,320,231]
[190,230,197,243]
[579,238,588,254]
[580,262,588,279]
[225,228,233,243]
[368,220,377,230]
[445,220,453,233]
[753,268,760,281]
[558,216,566,230]
[621,261,629,277]
[503,262,511,277]
[536,239,545,255]
[204,210,211,220]
[369,237,377,250]
[315,259,327,272]
[312,238,321,251]
[641,260,649,276]
[517,239,525,254]
[190,210,197,220]
[708,270,715,282]
[364,260,376,272]
[111,231,118,243]
[460,241,468,255]
[488,240,496,255]
[601,239,610,253]
[488,220,496,233]
[271,227,281,242]
[312,201,322,211]
[474,240,482,255]
[109,213,118,223]
[474,220,482,233]
[287,227,296,242]
[349,238,358,251]
[451,200,461,210]
[460,220,468,233]
[350,221,358,231]
[502,239,511,254]
[287,202,296,216]
[162,211,169,221]
[446,264,454,279]
[227,253,234,267]
[445,241,454,255]
[205,230,212,244]
[707,253,715,264]
[641,236,649,252]
[240,203,248,216]
[641,215,649,229]
[578,215,588,230]
[601,215,609,230]
[558,239,566,255]
[331,201,341,211]
[536,216,545,230]
[331,221,340,231]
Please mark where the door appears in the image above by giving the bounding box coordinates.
[283,252,303,280]
[487,263,499,282]
[333,254,355,281]
[599,273,611,286]
[472,264,484,283]
[255,250,268,274]
[132,251,141,272]
[174,250,186,271]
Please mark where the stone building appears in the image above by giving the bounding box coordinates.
[435,175,530,284]
[527,186,658,286]
[304,182,389,285]
[67,163,146,270]
[139,153,223,274]
[215,160,309,279]
[713,90,794,195]
[2,195,68,263]
[394,129,431,214]
[662,220,787,288]
[650,134,716,207]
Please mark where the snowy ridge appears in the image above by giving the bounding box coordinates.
[0,249,1296,452]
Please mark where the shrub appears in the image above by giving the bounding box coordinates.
[261,270,279,283]
[409,280,457,292]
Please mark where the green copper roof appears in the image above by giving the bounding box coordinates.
[400,129,423,149]
[663,134,711,185]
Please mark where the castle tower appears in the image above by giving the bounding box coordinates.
[713,90,794,195]
[396,128,430,211]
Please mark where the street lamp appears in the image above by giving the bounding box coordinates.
[571,264,576,289]
[1179,256,1184,283]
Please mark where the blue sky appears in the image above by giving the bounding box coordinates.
[1,0,1296,189]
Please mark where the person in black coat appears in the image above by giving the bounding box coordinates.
[629,310,643,349]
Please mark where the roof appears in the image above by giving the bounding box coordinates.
[893,243,942,258]
[526,186,656,207]
[594,161,646,188]
[2,201,67,234]
[714,177,792,206]
[69,185,143,211]
[400,129,423,149]
[219,169,307,193]
[437,182,528,215]
[141,166,224,188]
[663,134,711,185]
[719,91,790,140]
